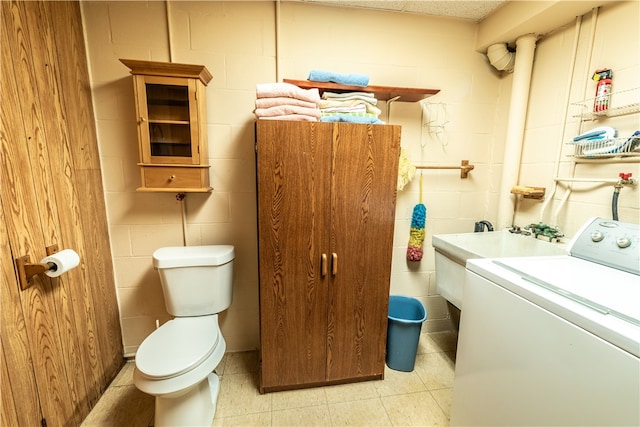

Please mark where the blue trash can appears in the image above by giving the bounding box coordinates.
[386,295,427,372]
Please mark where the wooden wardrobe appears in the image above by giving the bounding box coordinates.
[256,120,401,393]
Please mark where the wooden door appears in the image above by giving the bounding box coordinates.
[256,120,333,392]
[326,123,401,381]
[1,2,123,425]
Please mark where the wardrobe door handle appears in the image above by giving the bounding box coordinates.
[321,253,328,277]
[331,253,338,275]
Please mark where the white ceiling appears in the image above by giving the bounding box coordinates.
[298,0,508,21]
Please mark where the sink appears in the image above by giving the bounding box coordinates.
[432,231,567,310]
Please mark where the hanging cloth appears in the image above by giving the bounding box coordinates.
[397,146,416,191]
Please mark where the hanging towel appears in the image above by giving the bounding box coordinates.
[397,147,416,191]
[308,70,370,87]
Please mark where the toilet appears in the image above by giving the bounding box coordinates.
[133,245,234,427]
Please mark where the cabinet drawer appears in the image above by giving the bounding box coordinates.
[139,165,211,192]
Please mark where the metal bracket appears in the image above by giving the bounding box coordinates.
[460,160,474,179]
[15,245,58,291]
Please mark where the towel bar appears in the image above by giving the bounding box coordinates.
[415,160,474,179]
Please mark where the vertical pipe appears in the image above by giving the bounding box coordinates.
[166,0,174,62]
[180,195,187,246]
[275,0,281,82]
[538,15,583,223]
[551,7,599,225]
[496,33,538,230]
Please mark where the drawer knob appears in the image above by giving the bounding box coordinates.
[169,175,176,181]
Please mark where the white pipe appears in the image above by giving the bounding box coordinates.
[487,43,515,72]
[496,34,538,229]
[180,195,187,246]
[552,7,599,225]
[538,15,582,222]
[166,0,174,62]
[275,0,281,82]
[555,177,621,184]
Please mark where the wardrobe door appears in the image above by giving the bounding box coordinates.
[326,123,401,382]
[256,121,333,392]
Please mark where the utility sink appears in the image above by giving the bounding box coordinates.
[432,231,567,310]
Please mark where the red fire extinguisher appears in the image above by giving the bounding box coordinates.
[593,69,612,113]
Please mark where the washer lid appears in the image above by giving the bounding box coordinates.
[467,256,640,357]
[136,316,220,380]
[153,245,234,268]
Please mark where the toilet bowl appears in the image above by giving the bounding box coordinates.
[133,245,234,427]
[134,316,226,426]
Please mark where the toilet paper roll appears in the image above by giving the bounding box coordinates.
[41,249,80,277]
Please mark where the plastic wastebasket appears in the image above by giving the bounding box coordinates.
[386,295,427,372]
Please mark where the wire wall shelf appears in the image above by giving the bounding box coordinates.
[571,87,640,121]
[567,136,640,159]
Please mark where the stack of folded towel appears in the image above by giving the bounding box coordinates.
[306,69,383,124]
[255,82,321,121]
[319,91,384,124]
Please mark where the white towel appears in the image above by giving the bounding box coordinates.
[322,91,375,100]
[320,104,368,114]
[255,97,317,109]
[319,99,381,116]
[256,82,321,104]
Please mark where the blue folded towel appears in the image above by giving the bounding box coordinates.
[308,70,370,87]
[320,115,383,124]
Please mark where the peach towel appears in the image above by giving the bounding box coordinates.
[255,104,321,119]
[256,82,321,104]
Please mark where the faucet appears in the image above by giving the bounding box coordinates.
[474,220,494,232]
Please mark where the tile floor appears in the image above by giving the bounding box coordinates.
[81,331,457,427]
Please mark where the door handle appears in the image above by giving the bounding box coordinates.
[321,253,328,277]
[331,253,338,275]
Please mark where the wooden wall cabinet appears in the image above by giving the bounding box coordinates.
[256,120,401,393]
[120,59,212,192]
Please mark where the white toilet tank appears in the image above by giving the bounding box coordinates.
[153,245,234,317]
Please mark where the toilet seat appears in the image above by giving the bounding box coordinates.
[136,316,220,380]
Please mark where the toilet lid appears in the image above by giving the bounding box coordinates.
[136,316,220,380]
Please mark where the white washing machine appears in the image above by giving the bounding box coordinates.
[451,217,640,426]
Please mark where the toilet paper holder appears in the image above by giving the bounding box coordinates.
[15,244,59,291]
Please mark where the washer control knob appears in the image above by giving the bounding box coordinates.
[591,231,604,242]
[616,237,631,248]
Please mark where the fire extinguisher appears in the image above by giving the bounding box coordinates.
[593,69,612,113]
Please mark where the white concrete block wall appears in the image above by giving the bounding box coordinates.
[514,2,640,237]
[81,1,639,355]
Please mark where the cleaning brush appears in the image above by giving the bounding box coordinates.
[407,174,426,262]
[407,204,426,261]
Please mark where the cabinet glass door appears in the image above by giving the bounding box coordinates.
[145,83,192,159]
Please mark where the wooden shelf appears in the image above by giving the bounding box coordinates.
[284,79,440,102]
